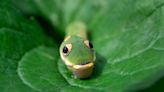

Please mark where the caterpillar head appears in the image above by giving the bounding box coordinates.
[59,36,96,79]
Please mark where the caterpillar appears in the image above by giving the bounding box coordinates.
[59,22,96,79]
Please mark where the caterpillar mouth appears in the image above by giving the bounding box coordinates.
[73,62,94,70]
[78,61,90,65]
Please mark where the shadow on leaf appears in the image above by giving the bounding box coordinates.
[91,53,107,79]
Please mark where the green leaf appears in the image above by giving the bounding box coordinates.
[4,0,164,92]
[18,46,100,92]
[0,0,53,92]
[58,0,164,92]
[18,46,66,92]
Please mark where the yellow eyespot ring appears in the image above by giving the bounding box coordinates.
[84,40,93,48]
[63,44,72,56]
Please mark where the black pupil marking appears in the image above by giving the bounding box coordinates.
[63,46,68,54]
[78,61,90,65]
[89,42,93,48]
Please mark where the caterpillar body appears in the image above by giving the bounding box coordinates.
[59,22,96,79]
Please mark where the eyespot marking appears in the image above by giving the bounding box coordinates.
[63,44,72,56]
[84,40,93,48]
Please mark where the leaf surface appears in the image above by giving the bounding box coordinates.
[3,0,164,92]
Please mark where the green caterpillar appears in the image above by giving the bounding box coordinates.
[59,22,96,79]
